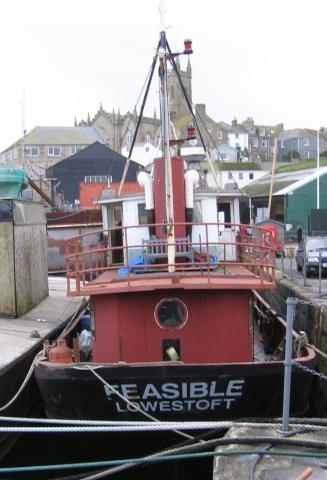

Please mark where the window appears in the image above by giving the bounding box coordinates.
[250,126,256,134]
[145,147,150,152]
[304,137,309,146]
[261,140,268,148]
[218,203,231,223]
[25,146,39,156]
[84,175,112,183]
[48,146,61,157]
[217,130,222,140]
[253,138,258,147]
[239,172,244,180]
[207,124,212,133]
[249,173,254,180]
[138,203,147,225]
[127,130,133,145]
[235,133,239,139]
[146,134,151,143]
[155,297,188,330]
[281,141,285,149]
[259,127,265,136]
[70,146,82,155]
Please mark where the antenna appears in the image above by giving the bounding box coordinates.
[158,0,166,32]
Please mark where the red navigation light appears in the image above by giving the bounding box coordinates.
[183,39,193,55]
[187,124,196,138]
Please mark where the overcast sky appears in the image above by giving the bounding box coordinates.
[0,0,326,152]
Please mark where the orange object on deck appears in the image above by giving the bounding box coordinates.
[49,338,72,363]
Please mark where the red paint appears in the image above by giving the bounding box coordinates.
[92,290,252,364]
[153,156,186,238]
[49,339,72,363]
[80,182,143,207]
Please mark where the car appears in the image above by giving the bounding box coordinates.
[295,236,327,277]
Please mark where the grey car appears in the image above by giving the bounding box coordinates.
[296,236,327,277]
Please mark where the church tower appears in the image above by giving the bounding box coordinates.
[167,57,192,126]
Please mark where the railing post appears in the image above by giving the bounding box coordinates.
[282,297,297,431]
[66,242,71,295]
[74,240,80,294]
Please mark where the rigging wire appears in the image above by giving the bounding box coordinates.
[165,39,245,195]
[75,43,161,229]
[118,40,161,196]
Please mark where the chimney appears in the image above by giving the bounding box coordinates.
[231,117,237,127]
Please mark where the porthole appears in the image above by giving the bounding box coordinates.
[154,297,188,330]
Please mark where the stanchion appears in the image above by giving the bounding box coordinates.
[282,297,296,431]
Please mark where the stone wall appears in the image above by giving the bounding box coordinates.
[260,273,327,416]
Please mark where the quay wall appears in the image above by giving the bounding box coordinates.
[260,271,327,416]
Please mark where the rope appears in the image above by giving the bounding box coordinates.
[0,350,43,412]
[1,420,326,434]
[85,365,193,440]
[2,438,327,476]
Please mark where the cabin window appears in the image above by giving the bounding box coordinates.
[217,203,231,224]
[138,203,147,225]
[249,173,254,180]
[155,298,188,330]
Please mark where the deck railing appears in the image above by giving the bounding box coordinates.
[65,222,276,295]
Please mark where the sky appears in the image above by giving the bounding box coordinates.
[0,0,326,152]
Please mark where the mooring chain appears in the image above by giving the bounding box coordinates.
[293,361,327,381]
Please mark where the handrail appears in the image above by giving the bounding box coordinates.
[65,222,276,295]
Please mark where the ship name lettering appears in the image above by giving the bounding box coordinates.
[104,379,245,406]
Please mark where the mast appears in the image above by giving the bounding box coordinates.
[158,5,175,272]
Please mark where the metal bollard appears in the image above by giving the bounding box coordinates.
[319,252,322,294]
[282,297,297,431]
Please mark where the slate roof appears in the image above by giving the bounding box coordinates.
[244,166,327,197]
[3,126,107,152]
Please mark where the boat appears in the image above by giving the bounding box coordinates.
[34,26,315,425]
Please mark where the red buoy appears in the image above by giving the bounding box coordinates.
[49,338,72,364]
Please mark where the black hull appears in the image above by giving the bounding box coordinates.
[35,354,315,421]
